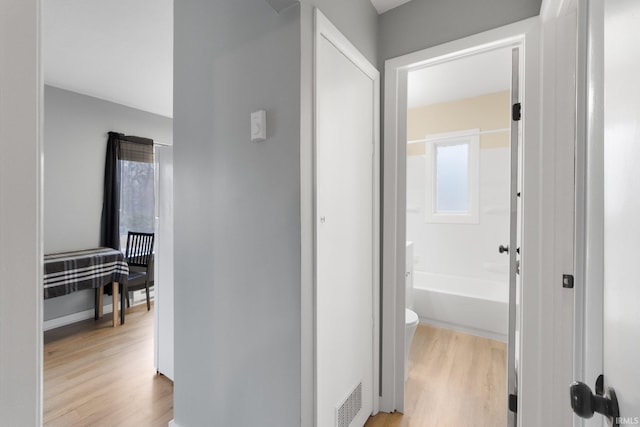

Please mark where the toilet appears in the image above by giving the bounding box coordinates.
[405,308,419,381]
[405,242,419,381]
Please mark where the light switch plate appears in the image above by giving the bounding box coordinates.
[251,110,267,142]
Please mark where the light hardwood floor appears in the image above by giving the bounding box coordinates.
[44,312,503,427]
[366,325,506,427]
[44,303,173,427]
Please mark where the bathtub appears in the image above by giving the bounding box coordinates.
[411,271,508,341]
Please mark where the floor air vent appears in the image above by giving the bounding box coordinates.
[336,382,362,427]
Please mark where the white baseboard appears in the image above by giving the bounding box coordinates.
[419,316,508,343]
[43,303,114,331]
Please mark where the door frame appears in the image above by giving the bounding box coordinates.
[309,8,381,424]
[154,142,175,381]
[573,0,604,425]
[381,18,539,421]
[0,0,43,425]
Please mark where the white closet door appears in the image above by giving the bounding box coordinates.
[315,11,378,427]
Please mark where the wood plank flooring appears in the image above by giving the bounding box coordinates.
[44,312,503,426]
[44,303,173,427]
[366,325,506,427]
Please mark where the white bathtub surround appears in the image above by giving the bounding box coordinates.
[406,147,510,283]
[406,146,509,341]
[411,271,508,341]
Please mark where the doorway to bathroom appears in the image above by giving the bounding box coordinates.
[380,19,539,427]
[402,46,515,425]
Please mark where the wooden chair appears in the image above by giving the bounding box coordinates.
[121,231,155,324]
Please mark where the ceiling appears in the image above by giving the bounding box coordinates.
[42,0,173,118]
[369,0,414,14]
[41,0,415,118]
[407,47,513,109]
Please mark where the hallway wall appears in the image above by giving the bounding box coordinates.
[174,2,301,425]
[378,0,542,63]
[173,1,377,426]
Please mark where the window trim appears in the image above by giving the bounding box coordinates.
[424,128,480,224]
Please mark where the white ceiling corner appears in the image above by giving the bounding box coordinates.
[369,0,413,14]
[43,0,173,118]
[265,0,299,13]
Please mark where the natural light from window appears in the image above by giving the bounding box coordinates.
[119,159,156,250]
[425,129,479,224]
[435,143,469,212]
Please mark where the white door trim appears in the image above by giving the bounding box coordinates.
[382,17,540,422]
[154,144,175,381]
[574,0,604,426]
[310,8,381,423]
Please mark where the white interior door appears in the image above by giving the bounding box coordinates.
[507,47,521,427]
[601,0,640,421]
[154,144,174,380]
[315,10,379,427]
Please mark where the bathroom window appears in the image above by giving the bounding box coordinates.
[425,129,479,224]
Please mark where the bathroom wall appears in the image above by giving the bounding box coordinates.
[406,91,510,283]
[407,91,511,152]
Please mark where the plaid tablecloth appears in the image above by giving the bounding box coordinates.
[44,247,129,299]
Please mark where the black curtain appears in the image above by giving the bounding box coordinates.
[99,132,153,295]
[100,131,154,250]
[100,132,122,250]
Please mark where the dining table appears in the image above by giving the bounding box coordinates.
[44,247,129,327]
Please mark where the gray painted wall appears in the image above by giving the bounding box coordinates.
[175,0,540,423]
[173,0,377,425]
[43,85,172,322]
[378,0,542,63]
[173,2,301,425]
